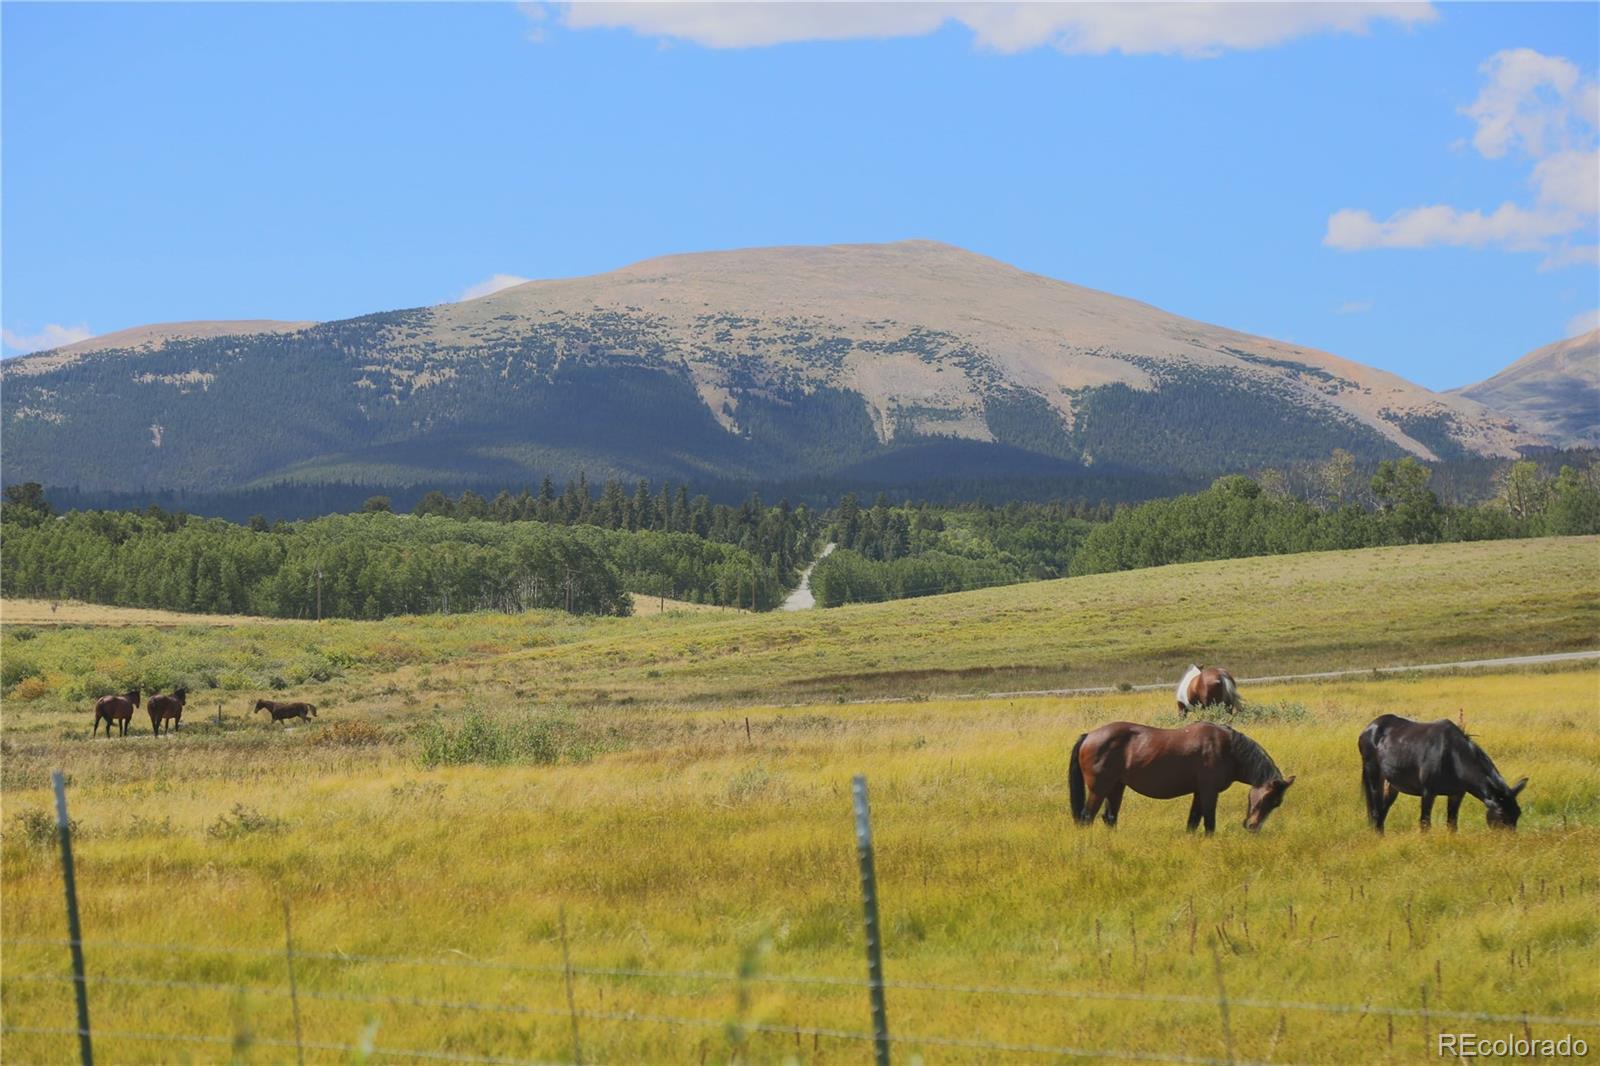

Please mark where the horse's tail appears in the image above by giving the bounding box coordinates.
[1069,733,1088,825]
[1222,670,1240,708]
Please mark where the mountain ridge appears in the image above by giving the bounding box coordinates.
[0,241,1562,494]
[1448,330,1599,450]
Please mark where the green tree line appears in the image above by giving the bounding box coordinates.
[0,507,792,618]
[1068,458,1600,576]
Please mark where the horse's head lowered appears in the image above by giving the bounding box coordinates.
[1243,775,1295,831]
[1483,776,1528,829]
[254,699,272,712]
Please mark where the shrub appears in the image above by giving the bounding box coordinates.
[9,676,54,701]
[416,708,595,768]
[9,808,68,849]
[206,804,286,840]
[312,720,385,747]
[1,654,41,692]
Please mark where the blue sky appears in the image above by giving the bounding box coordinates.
[3,2,1596,390]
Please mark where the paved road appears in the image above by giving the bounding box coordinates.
[780,543,836,611]
[849,649,1600,705]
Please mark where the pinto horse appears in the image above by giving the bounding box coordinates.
[255,699,317,724]
[1070,721,1294,833]
[1175,665,1240,718]
[147,688,188,735]
[1359,715,1526,831]
[93,689,141,737]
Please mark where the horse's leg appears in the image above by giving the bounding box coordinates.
[1419,791,1436,831]
[1446,793,1463,831]
[1196,789,1218,835]
[1102,784,1126,828]
[1377,782,1400,830]
[1186,794,1204,833]
[1361,762,1385,830]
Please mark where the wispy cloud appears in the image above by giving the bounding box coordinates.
[1335,299,1373,315]
[543,2,1436,57]
[1326,48,1599,269]
[2,322,94,355]
[1568,308,1600,337]
[458,274,531,302]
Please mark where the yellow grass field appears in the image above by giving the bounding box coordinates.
[2,538,1598,1064]
[0,598,301,629]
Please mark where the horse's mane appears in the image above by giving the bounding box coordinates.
[1176,664,1202,704]
[1227,727,1282,786]
[1447,723,1511,791]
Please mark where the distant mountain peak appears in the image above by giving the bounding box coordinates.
[1450,330,1600,449]
[2,241,1546,494]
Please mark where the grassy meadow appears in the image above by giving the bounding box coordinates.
[2,536,1598,1064]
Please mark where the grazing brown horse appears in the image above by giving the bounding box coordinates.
[1175,665,1240,718]
[255,699,317,724]
[147,688,188,735]
[1359,715,1526,831]
[1070,721,1294,833]
[93,689,141,737]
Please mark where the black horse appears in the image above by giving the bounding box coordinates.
[1359,715,1526,831]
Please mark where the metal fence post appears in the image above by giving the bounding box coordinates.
[560,907,584,1066]
[851,775,890,1066]
[52,770,93,1066]
[283,898,305,1066]
[1211,941,1235,1066]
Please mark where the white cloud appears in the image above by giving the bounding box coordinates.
[457,274,531,301]
[1326,48,1599,269]
[2,323,94,355]
[1335,299,1373,314]
[1568,308,1600,337]
[548,2,1436,57]
[1464,48,1591,160]
[1325,203,1574,252]
[1541,244,1600,271]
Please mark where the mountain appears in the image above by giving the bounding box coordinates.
[1448,330,1600,450]
[1,241,1540,496]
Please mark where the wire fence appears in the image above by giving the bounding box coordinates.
[6,774,1597,1065]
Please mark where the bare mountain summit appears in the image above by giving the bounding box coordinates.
[1449,330,1600,450]
[0,241,1541,494]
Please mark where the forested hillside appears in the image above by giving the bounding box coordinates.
[807,455,1600,604]
[0,509,798,618]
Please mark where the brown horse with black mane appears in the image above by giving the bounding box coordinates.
[1175,665,1240,718]
[255,699,317,724]
[93,689,141,737]
[148,688,188,735]
[1070,721,1294,833]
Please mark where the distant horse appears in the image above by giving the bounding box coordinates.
[93,689,141,738]
[255,699,317,724]
[1176,665,1240,718]
[1070,721,1294,833]
[147,688,188,735]
[1358,715,1526,831]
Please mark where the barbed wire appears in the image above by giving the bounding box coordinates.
[8,940,1598,1029]
[0,1023,568,1066]
[1,977,1283,1066]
